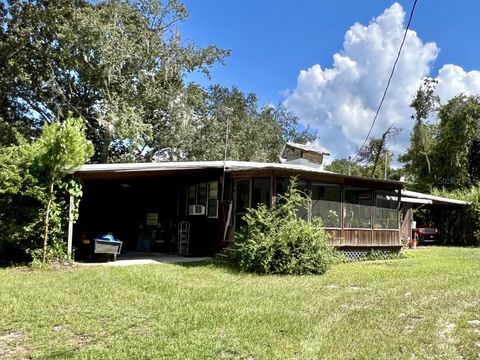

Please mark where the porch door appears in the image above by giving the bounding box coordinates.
[234,180,251,231]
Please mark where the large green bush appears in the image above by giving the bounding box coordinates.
[229,180,338,275]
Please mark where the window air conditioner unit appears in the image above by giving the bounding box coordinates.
[189,204,205,215]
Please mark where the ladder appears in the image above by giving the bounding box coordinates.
[177,221,190,255]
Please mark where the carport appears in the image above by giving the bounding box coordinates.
[73,163,227,257]
[399,189,468,244]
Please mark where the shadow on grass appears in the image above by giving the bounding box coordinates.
[172,258,244,274]
[0,259,30,269]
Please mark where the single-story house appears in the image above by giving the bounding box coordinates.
[73,171,403,256]
[71,143,466,258]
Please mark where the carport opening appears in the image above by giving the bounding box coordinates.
[74,172,223,258]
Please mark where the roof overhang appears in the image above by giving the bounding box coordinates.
[388,196,433,204]
[74,160,404,188]
[398,189,467,206]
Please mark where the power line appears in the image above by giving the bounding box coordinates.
[354,0,419,161]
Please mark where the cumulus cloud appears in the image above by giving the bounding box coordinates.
[436,65,480,101]
[284,2,480,160]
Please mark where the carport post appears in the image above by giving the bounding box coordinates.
[67,194,74,260]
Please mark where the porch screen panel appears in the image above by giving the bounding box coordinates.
[252,177,271,208]
[276,178,308,219]
[344,189,372,229]
[275,178,288,198]
[311,184,341,228]
[295,182,309,220]
[235,180,250,230]
[375,193,398,229]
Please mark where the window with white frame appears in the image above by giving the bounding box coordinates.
[207,181,219,218]
[197,183,207,207]
[186,181,219,218]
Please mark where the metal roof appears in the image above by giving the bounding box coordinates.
[387,195,432,204]
[76,160,337,174]
[75,160,404,186]
[400,189,468,206]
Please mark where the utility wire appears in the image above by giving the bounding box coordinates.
[354,0,418,161]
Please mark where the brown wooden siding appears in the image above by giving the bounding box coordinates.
[400,204,413,242]
[373,230,400,246]
[284,147,323,165]
[326,230,342,246]
[326,229,400,247]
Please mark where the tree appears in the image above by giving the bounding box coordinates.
[433,95,480,189]
[34,117,94,263]
[325,158,367,177]
[0,143,44,261]
[187,86,316,162]
[0,0,228,162]
[399,79,439,189]
[355,125,400,179]
[325,156,403,181]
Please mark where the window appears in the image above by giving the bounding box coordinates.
[197,183,207,207]
[344,188,372,229]
[207,181,219,218]
[375,193,399,229]
[311,184,341,228]
[186,181,219,217]
[187,185,196,207]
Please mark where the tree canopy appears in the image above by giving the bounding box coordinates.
[400,78,480,191]
[0,0,228,161]
[0,0,314,163]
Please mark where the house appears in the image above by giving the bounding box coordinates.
[73,159,405,257]
[280,142,330,169]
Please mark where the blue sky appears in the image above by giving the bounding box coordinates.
[180,0,480,159]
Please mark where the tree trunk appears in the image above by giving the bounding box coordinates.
[425,153,432,174]
[371,141,385,178]
[42,180,55,263]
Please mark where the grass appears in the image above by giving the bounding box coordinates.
[0,247,479,359]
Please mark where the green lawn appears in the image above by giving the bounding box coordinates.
[0,247,479,359]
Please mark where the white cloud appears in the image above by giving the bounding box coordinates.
[284,2,480,160]
[435,65,480,101]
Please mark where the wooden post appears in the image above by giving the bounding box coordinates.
[67,194,74,260]
[270,172,276,207]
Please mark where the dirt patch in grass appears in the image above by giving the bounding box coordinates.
[438,323,456,339]
[68,334,94,350]
[219,349,256,360]
[0,330,31,359]
[405,315,425,333]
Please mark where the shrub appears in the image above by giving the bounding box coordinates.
[0,117,93,264]
[229,179,338,275]
[0,144,45,262]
